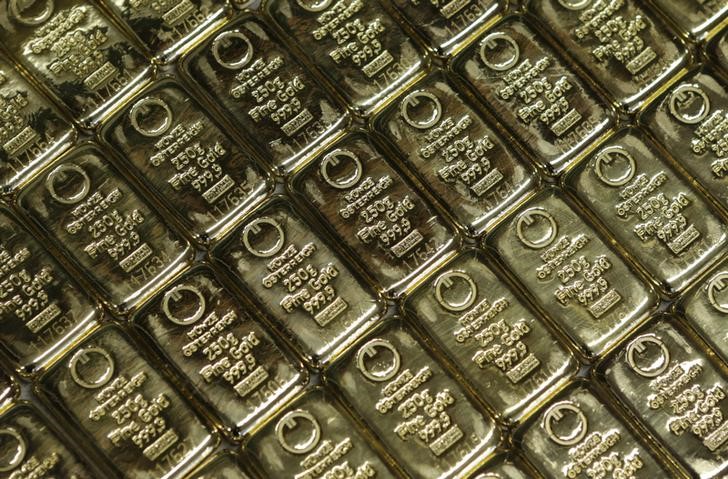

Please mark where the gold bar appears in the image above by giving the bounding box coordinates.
[17,143,192,314]
[326,320,499,478]
[374,72,537,236]
[486,187,658,357]
[290,132,456,296]
[37,325,217,478]
[564,127,728,295]
[134,265,306,438]
[601,317,728,477]
[452,15,613,176]
[100,79,270,245]
[181,15,348,174]
[214,197,383,367]
[405,250,577,423]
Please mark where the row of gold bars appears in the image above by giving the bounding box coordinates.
[0,0,726,478]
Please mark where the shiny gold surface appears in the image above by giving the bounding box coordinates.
[0,0,725,477]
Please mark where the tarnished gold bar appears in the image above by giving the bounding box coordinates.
[679,259,728,365]
[641,67,728,213]
[452,15,613,176]
[601,317,728,477]
[181,15,348,174]
[0,208,98,376]
[0,402,97,477]
[404,250,577,423]
[247,387,398,477]
[528,0,689,113]
[186,452,252,478]
[388,0,505,56]
[649,0,728,41]
[96,0,228,62]
[265,0,426,115]
[101,79,270,245]
[0,0,151,128]
[374,72,538,237]
[37,325,217,479]
[327,319,500,478]
[0,55,75,193]
[291,132,457,296]
[214,197,383,366]
[17,143,192,314]
[564,127,728,295]
[486,187,658,357]
[520,382,673,478]
[134,265,306,438]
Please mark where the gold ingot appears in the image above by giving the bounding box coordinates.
[564,127,728,296]
[486,187,658,357]
[37,325,217,479]
[0,55,75,193]
[246,387,398,477]
[527,0,689,113]
[181,15,348,174]
[17,143,192,314]
[0,0,151,128]
[600,317,728,477]
[101,79,271,245]
[640,67,728,214]
[290,132,457,297]
[214,197,383,367]
[649,0,727,41]
[265,0,426,115]
[452,15,613,176]
[327,319,500,478]
[374,72,538,237]
[0,402,97,477]
[186,452,252,478]
[133,265,306,438]
[405,250,577,423]
[0,207,98,376]
[520,382,673,478]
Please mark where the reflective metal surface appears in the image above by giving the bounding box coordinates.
[0,1,725,477]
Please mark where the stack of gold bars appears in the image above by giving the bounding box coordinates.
[0,0,726,477]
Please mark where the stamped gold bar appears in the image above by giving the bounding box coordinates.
[247,387,398,478]
[520,382,672,478]
[97,0,228,62]
[17,143,191,314]
[134,265,305,438]
[452,15,613,176]
[0,208,98,376]
[265,0,425,115]
[291,132,456,296]
[181,15,347,174]
[214,197,382,366]
[187,452,252,478]
[679,259,728,365]
[709,29,728,74]
[601,317,728,477]
[486,187,658,357]
[375,72,538,237]
[327,319,500,478]
[649,0,728,41]
[0,55,75,193]
[641,68,728,213]
[37,325,217,479]
[101,79,270,245]
[0,0,151,128]
[0,402,97,477]
[404,250,577,423]
[565,127,728,295]
[388,0,504,56]
[528,0,688,113]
